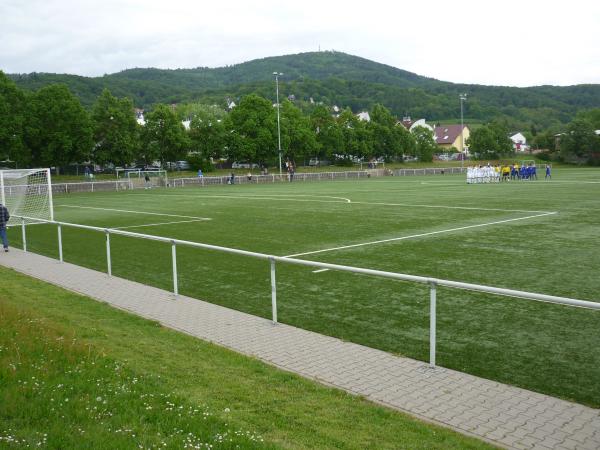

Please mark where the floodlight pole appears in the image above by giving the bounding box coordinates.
[460,93,467,168]
[273,72,283,176]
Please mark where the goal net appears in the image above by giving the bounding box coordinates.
[126,170,168,188]
[519,160,537,167]
[0,168,54,225]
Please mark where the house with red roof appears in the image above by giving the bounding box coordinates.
[434,124,470,152]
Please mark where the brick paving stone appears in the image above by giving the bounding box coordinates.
[2,249,599,450]
[517,436,539,448]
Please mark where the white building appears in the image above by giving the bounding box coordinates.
[510,132,529,152]
[356,111,370,122]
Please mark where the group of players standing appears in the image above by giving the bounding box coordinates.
[467,163,552,184]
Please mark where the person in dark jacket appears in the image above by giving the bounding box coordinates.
[0,203,10,252]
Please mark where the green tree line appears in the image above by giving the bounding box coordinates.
[2,71,599,171]
[0,72,434,171]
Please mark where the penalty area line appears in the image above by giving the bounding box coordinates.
[112,219,208,230]
[56,205,211,221]
[285,211,558,258]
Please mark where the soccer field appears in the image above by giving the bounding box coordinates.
[8,168,600,406]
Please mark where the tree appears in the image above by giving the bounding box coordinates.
[368,104,401,161]
[226,94,276,165]
[467,122,512,159]
[0,71,29,167]
[310,105,342,161]
[25,84,93,172]
[140,104,190,165]
[412,126,436,162]
[559,119,600,162]
[394,125,416,160]
[176,103,228,122]
[575,108,600,130]
[531,131,556,151]
[91,89,139,167]
[337,108,372,163]
[189,107,227,162]
[280,100,318,164]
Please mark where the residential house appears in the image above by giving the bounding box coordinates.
[434,124,470,152]
[509,132,529,152]
[399,117,435,134]
[356,111,370,122]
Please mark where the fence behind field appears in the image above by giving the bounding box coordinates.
[50,168,466,195]
[392,167,466,176]
[13,215,600,370]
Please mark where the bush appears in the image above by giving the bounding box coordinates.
[187,154,214,172]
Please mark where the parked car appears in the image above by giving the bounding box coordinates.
[175,160,190,170]
[231,162,258,169]
[309,158,330,166]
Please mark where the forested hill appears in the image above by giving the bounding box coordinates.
[8,51,600,130]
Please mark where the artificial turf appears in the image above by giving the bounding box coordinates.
[7,168,600,406]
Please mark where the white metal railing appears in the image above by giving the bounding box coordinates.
[49,168,467,194]
[15,216,600,368]
[392,167,467,176]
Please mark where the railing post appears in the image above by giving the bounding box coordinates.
[105,230,111,276]
[429,281,437,368]
[57,223,63,262]
[270,257,277,324]
[172,240,178,296]
[21,218,27,252]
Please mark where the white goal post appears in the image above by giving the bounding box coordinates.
[0,168,54,225]
[126,170,168,188]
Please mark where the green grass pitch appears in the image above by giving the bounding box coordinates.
[8,168,600,407]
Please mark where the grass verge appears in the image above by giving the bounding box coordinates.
[0,267,492,449]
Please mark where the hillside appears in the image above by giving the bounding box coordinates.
[8,51,600,130]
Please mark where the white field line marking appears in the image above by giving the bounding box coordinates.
[420,182,466,187]
[57,205,211,220]
[285,211,558,258]
[542,180,600,184]
[312,268,330,273]
[243,193,353,203]
[349,200,554,214]
[148,192,553,214]
[148,193,353,204]
[112,219,208,230]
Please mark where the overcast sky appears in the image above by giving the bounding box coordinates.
[1,0,599,87]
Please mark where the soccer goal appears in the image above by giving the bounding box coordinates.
[126,170,168,189]
[519,160,537,167]
[0,168,54,225]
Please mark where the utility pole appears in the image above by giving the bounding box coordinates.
[273,72,283,176]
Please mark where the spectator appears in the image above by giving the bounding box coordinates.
[0,203,10,252]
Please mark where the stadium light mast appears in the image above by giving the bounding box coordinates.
[459,93,467,168]
[273,72,283,176]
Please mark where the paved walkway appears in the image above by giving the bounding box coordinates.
[1,249,599,450]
